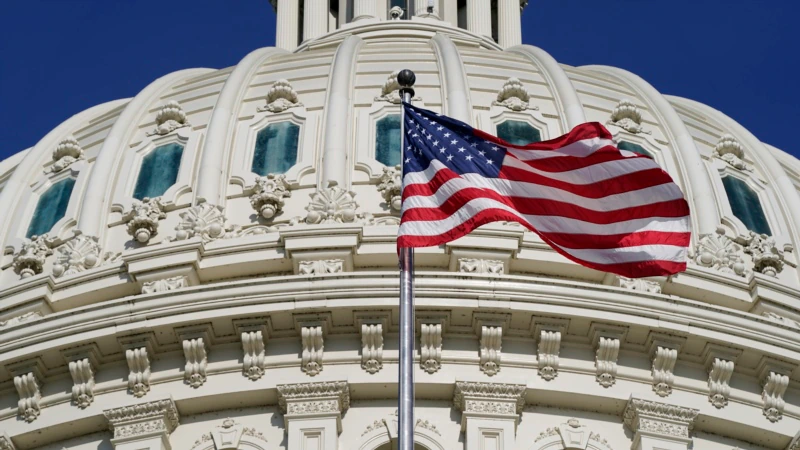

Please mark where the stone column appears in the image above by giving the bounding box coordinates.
[104,398,180,450]
[276,0,300,51]
[452,381,526,450]
[623,397,699,450]
[466,0,492,38]
[353,0,377,20]
[278,381,350,450]
[303,0,328,42]
[497,0,521,48]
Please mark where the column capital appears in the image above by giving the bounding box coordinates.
[623,397,698,442]
[452,381,525,429]
[277,381,350,432]
[104,398,180,446]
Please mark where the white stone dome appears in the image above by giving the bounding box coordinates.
[1,9,799,450]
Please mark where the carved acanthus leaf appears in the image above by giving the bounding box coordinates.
[615,276,661,293]
[452,381,526,414]
[623,398,698,439]
[652,345,678,397]
[0,311,43,329]
[374,71,422,104]
[250,174,291,220]
[492,78,538,111]
[708,357,734,409]
[762,370,789,422]
[607,99,650,134]
[172,203,229,242]
[124,345,152,398]
[258,79,303,113]
[713,134,751,171]
[181,336,209,388]
[420,323,442,374]
[305,185,359,224]
[49,135,85,173]
[66,354,97,409]
[147,101,190,136]
[52,235,116,278]
[277,381,350,414]
[300,325,324,376]
[742,231,785,277]
[538,329,561,381]
[125,197,166,244]
[691,227,749,277]
[459,258,504,275]
[361,322,384,374]
[241,329,267,381]
[377,165,402,212]
[12,234,54,279]
[141,276,189,294]
[103,398,180,439]
[12,370,41,422]
[595,336,620,388]
[298,259,344,275]
[479,325,502,376]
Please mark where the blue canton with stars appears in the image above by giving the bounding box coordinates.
[402,103,507,179]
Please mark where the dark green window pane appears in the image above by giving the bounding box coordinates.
[497,120,541,146]
[252,122,300,176]
[376,115,402,167]
[133,143,184,200]
[722,176,771,235]
[618,141,655,159]
[26,178,75,238]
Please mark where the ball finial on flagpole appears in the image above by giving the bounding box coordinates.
[398,69,416,100]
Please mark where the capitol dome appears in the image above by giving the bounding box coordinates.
[1,2,799,450]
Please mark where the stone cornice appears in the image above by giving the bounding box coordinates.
[452,381,526,414]
[277,380,350,414]
[104,398,180,439]
[623,397,699,439]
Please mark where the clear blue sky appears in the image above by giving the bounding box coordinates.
[1,0,798,161]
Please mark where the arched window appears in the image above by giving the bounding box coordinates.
[252,122,300,176]
[376,114,402,167]
[721,176,771,235]
[26,178,75,238]
[133,143,184,200]
[497,120,541,146]
[618,140,655,159]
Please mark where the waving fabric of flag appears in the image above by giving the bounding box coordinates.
[397,103,691,278]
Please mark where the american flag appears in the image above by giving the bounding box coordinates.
[397,103,691,278]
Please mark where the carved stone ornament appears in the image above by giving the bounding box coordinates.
[49,135,85,173]
[125,197,166,244]
[298,259,344,275]
[761,311,800,328]
[0,433,16,450]
[52,235,114,278]
[377,165,402,211]
[304,185,359,224]
[277,381,350,416]
[652,345,678,397]
[361,322,384,374]
[479,325,502,376]
[141,275,189,294]
[147,100,190,136]
[713,134,751,171]
[301,325,324,376]
[692,227,749,277]
[595,336,620,388]
[241,328,267,381]
[103,398,180,439]
[492,77,538,111]
[258,79,303,113]
[420,323,442,374]
[452,381,526,416]
[172,203,228,241]
[459,258,504,275]
[0,311,43,329]
[607,99,650,134]
[538,329,562,381]
[374,71,422,104]
[623,398,699,439]
[615,276,661,294]
[12,369,42,422]
[708,357,734,409]
[533,418,606,450]
[181,336,209,388]
[742,231,785,277]
[762,370,789,422]
[190,418,270,450]
[12,234,54,279]
[66,353,97,409]
[250,174,291,219]
[124,344,152,398]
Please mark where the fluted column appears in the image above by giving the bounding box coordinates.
[303,0,328,41]
[276,0,300,51]
[467,0,492,38]
[353,0,377,20]
[497,0,521,48]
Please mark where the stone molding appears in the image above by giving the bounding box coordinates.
[622,397,698,440]
[452,381,526,429]
[277,381,350,432]
[104,398,180,441]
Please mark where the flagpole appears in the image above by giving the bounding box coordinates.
[397,68,416,450]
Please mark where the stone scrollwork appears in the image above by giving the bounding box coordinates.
[12,369,42,422]
[479,325,502,376]
[103,398,180,439]
[147,100,190,136]
[124,344,152,398]
[49,135,85,173]
[595,336,620,388]
[250,174,291,220]
[607,99,650,134]
[361,322,384,374]
[713,134,751,171]
[459,258,504,275]
[12,234,54,279]
[707,357,734,409]
[301,325,324,376]
[304,185,359,224]
[377,165,402,212]
[538,329,562,381]
[420,323,442,374]
[761,370,789,422]
[298,259,344,275]
[374,70,422,104]
[692,227,749,277]
[124,197,166,244]
[742,231,785,277]
[651,345,678,397]
[241,328,267,381]
[258,79,303,113]
[52,235,116,278]
[492,77,538,111]
[623,398,699,439]
[181,335,209,388]
[141,275,189,295]
[66,353,97,409]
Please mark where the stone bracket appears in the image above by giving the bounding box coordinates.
[61,343,102,409]
[175,324,213,389]
[118,332,158,398]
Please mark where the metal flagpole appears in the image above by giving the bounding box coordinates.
[397,68,416,450]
